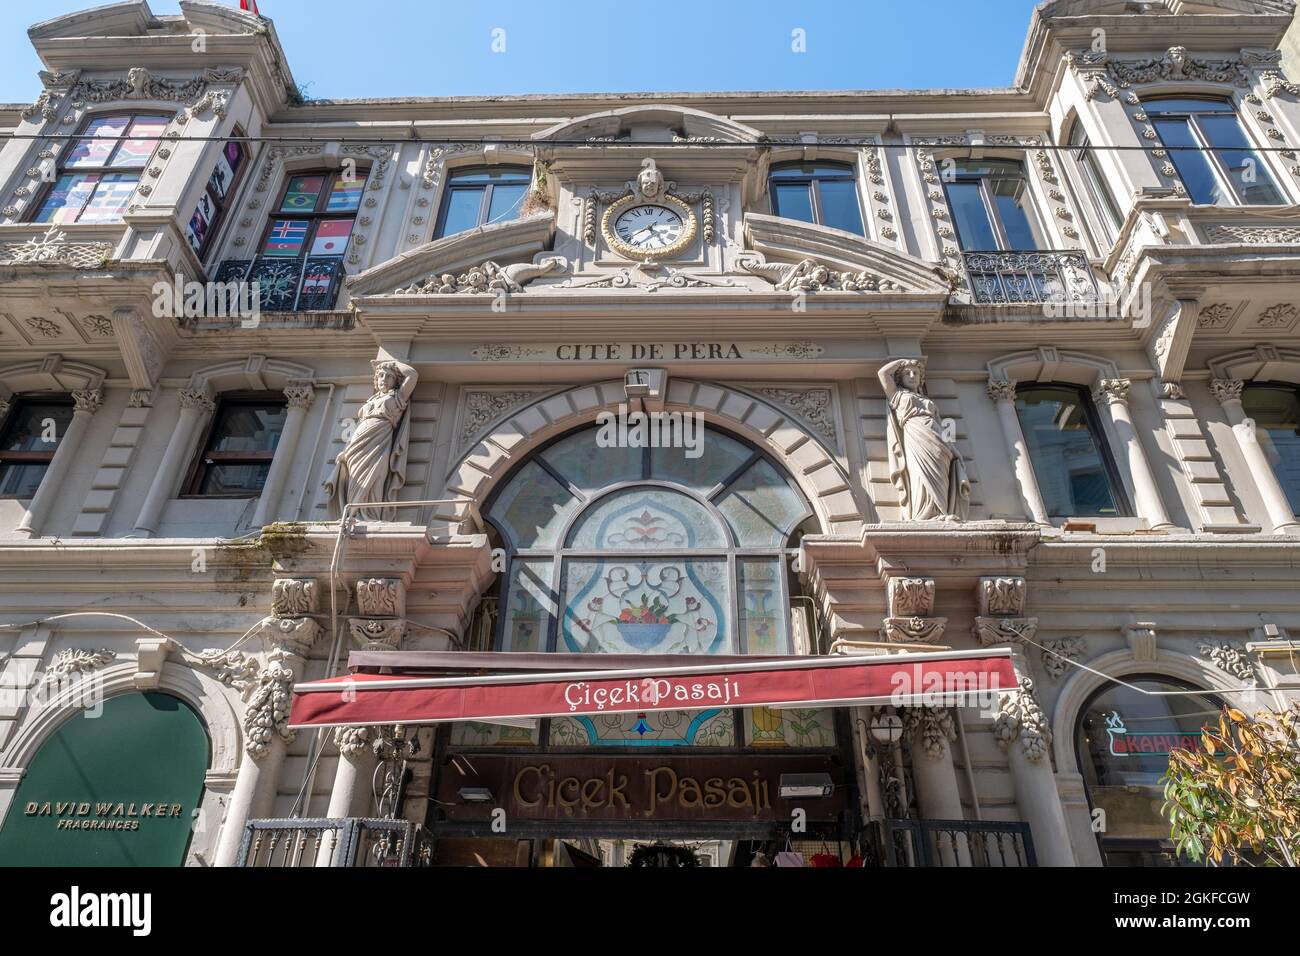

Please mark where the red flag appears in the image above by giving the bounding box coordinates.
[239,0,261,15]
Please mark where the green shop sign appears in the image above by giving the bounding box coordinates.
[0,692,209,866]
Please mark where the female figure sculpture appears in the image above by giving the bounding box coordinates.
[877,358,970,521]
[324,358,418,521]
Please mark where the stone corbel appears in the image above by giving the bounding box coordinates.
[271,578,319,618]
[256,616,323,661]
[972,575,1039,647]
[110,307,169,393]
[994,676,1052,762]
[880,577,946,644]
[1146,298,1198,383]
[356,577,404,618]
[134,636,178,690]
[349,618,407,652]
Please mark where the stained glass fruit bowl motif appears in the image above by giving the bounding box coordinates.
[613,597,675,649]
[614,622,674,649]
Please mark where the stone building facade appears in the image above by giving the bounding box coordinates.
[0,0,1298,868]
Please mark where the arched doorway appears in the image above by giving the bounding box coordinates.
[0,691,210,866]
[1074,676,1222,867]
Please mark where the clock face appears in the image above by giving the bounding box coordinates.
[612,204,686,253]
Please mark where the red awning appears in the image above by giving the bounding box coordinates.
[289,648,1016,729]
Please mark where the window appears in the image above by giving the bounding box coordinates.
[434,166,531,239]
[768,162,865,235]
[185,138,248,259]
[1146,97,1284,206]
[1076,676,1222,866]
[1068,121,1123,240]
[31,113,169,224]
[185,394,287,497]
[1014,384,1128,518]
[1243,383,1300,514]
[943,159,1046,251]
[0,396,74,497]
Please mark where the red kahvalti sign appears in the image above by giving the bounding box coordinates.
[288,651,1016,728]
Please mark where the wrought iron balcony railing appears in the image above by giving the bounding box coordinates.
[238,817,433,867]
[865,818,1036,867]
[212,255,345,312]
[962,250,1099,306]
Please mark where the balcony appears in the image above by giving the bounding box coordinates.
[962,250,1099,306]
[238,817,433,867]
[864,819,1036,867]
[213,255,346,312]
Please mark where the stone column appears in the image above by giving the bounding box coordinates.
[315,578,406,866]
[1212,379,1300,534]
[16,389,102,537]
[250,382,315,530]
[1093,378,1174,529]
[132,387,215,537]
[995,675,1074,866]
[212,579,321,868]
[987,379,1050,523]
[904,706,970,866]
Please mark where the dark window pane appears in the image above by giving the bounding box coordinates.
[770,162,856,179]
[2,402,73,452]
[1015,386,1120,518]
[1153,118,1225,205]
[486,183,527,225]
[946,181,998,250]
[437,187,485,238]
[1243,385,1300,514]
[209,404,286,454]
[989,173,1043,249]
[1081,150,1124,234]
[772,182,814,224]
[1198,114,1284,205]
[818,179,865,235]
[0,463,48,497]
[198,462,273,496]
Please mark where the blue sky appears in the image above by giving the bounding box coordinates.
[3,0,1043,102]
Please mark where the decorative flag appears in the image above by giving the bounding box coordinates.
[325,173,365,212]
[263,219,308,256]
[280,174,324,212]
[309,219,353,256]
[79,175,137,223]
[239,0,261,15]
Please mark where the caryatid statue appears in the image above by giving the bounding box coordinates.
[877,358,970,521]
[324,358,418,521]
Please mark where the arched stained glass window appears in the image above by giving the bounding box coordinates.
[485,423,814,658]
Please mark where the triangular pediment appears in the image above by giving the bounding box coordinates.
[741,213,952,296]
[347,213,556,297]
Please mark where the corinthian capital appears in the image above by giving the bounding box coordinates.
[179,387,216,412]
[986,378,1016,403]
[995,676,1052,762]
[71,389,103,414]
[283,381,315,409]
[1092,378,1131,406]
[1210,378,1245,405]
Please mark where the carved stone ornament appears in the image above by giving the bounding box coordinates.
[356,577,403,618]
[757,388,837,444]
[397,256,567,294]
[903,705,957,760]
[0,225,112,268]
[972,616,1039,648]
[179,388,216,412]
[271,578,318,618]
[978,576,1026,617]
[460,390,538,445]
[986,378,1017,403]
[258,616,322,659]
[1075,46,1252,101]
[1093,378,1131,406]
[349,618,406,651]
[71,389,103,415]
[879,358,971,522]
[1040,637,1087,681]
[333,725,372,760]
[64,67,241,117]
[888,577,935,618]
[880,616,947,645]
[283,382,316,408]
[1210,378,1245,405]
[42,648,116,687]
[323,358,417,522]
[736,254,906,293]
[1124,623,1159,662]
[192,648,260,692]
[1198,640,1255,683]
[994,676,1052,762]
[1204,224,1300,245]
[244,660,296,759]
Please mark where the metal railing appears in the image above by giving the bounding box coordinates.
[213,254,346,312]
[866,819,1036,867]
[962,250,1099,305]
[238,817,434,867]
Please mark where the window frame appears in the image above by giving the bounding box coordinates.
[433,164,533,240]
[187,132,249,262]
[767,160,866,235]
[27,110,170,225]
[0,393,73,498]
[942,157,1048,252]
[182,391,287,498]
[1067,121,1124,243]
[1145,96,1284,206]
[1242,380,1300,515]
[1014,382,1133,520]
[256,166,370,261]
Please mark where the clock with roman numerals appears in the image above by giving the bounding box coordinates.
[601,193,697,260]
